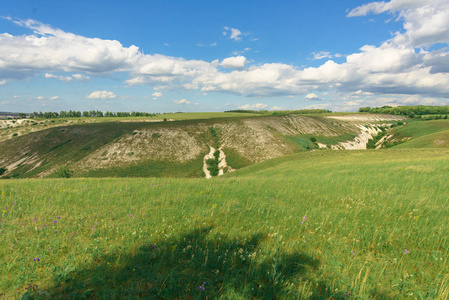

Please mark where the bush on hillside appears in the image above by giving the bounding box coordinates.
[54,166,74,178]
[0,167,6,176]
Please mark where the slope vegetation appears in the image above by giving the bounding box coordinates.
[1,148,448,298]
[0,113,404,178]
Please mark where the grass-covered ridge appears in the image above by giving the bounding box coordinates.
[3,113,388,179]
[1,149,448,298]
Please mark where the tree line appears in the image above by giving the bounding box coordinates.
[358,105,449,117]
[27,111,158,119]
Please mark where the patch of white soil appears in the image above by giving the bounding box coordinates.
[202,146,235,178]
[327,114,406,122]
[316,142,327,149]
[79,127,205,169]
[334,124,388,150]
[202,146,215,179]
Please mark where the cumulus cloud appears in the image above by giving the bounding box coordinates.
[152,91,163,100]
[44,73,90,82]
[305,93,320,101]
[2,10,449,102]
[223,27,243,41]
[49,96,59,100]
[220,56,247,69]
[238,103,268,110]
[0,19,139,80]
[310,51,342,60]
[174,99,190,104]
[86,90,116,100]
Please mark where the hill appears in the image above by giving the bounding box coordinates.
[0,113,405,179]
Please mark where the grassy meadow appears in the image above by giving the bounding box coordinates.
[1,149,448,299]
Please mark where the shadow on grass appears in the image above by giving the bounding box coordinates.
[29,227,349,299]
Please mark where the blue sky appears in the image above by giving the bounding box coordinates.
[1,0,449,113]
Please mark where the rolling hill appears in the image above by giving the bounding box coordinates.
[0,113,405,179]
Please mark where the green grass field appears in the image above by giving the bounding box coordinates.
[1,149,448,299]
[391,119,449,149]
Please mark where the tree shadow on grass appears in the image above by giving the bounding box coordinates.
[32,227,349,299]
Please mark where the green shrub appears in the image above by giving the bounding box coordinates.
[207,150,221,176]
[54,166,74,178]
[309,137,317,143]
[0,167,6,176]
[12,133,18,137]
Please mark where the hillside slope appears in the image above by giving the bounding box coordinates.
[0,114,404,179]
[1,148,448,298]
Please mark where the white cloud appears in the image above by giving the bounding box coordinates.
[238,103,268,110]
[152,91,163,100]
[2,12,449,103]
[220,56,247,69]
[310,51,342,60]
[232,48,251,56]
[36,96,45,100]
[0,79,6,85]
[44,73,89,82]
[174,99,190,104]
[86,90,116,100]
[223,27,243,41]
[310,51,332,60]
[305,93,320,100]
[49,96,59,100]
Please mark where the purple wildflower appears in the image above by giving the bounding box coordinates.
[404,249,409,254]
[302,216,306,224]
[199,281,206,290]
[33,258,40,261]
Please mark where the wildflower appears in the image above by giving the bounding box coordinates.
[302,216,306,224]
[351,251,355,256]
[404,249,409,254]
[199,281,206,290]
[33,258,40,261]
[57,216,61,219]
[53,220,57,224]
